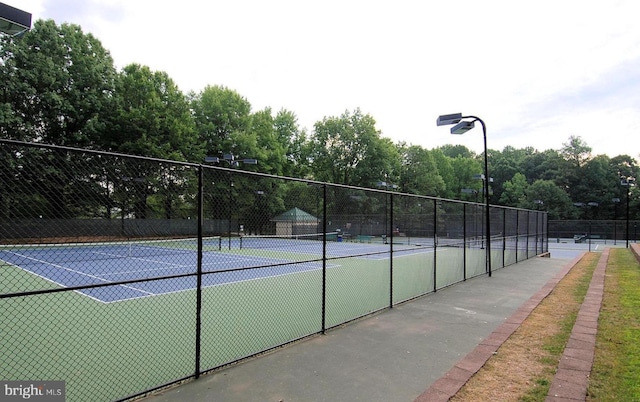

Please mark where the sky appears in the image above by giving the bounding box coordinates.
[10,0,640,158]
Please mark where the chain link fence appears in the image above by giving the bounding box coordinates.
[0,139,547,401]
[549,219,639,245]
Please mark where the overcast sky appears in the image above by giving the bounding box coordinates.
[12,0,640,158]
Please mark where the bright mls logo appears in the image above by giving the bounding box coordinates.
[1,381,65,402]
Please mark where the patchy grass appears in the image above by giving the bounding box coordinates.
[449,249,640,402]
[450,252,599,402]
[588,249,640,401]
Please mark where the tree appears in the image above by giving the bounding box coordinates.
[397,144,445,196]
[308,109,399,187]
[525,180,575,220]
[449,156,484,201]
[430,149,455,199]
[437,144,475,159]
[0,19,117,146]
[190,85,252,158]
[560,135,592,168]
[500,173,529,207]
[103,64,199,218]
[273,109,308,178]
[105,64,198,160]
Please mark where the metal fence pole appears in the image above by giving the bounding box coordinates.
[389,193,394,308]
[526,211,531,259]
[321,183,327,334]
[433,199,437,292]
[502,209,507,268]
[195,165,204,378]
[515,211,520,263]
[463,203,467,281]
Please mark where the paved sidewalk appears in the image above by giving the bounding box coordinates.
[144,253,577,402]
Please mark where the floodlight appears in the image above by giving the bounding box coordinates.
[0,3,31,36]
[241,158,258,165]
[451,121,475,135]
[436,111,491,276]
[204,156,220,163]
[436,113,462,126]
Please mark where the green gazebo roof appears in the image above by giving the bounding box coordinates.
[272,207,318,222]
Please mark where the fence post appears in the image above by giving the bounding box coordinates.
[389,192,394,308]
[502,209,507,268]
[526,210,530,259]
[321,183,327,334]
[515,211,520,263]
[195,165,204,378]
[433,199,437,292]
[463,203,467,281]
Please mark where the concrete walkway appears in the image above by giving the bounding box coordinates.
[143,252,579,402]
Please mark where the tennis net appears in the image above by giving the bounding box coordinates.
[239,232,339,250]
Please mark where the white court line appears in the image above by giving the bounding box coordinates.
[105,261,340,304]
[3,251,155,302]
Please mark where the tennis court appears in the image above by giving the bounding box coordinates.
[0,235,431,303]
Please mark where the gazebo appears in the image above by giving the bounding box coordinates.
[272,208,319,236]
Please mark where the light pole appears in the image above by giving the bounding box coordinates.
[621,177,636,248]
[438,113,492,276]
[205,154,258,249]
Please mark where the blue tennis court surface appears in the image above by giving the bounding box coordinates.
[0,240,426,303]
[0,248,329,303]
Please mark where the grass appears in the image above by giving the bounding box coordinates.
[588,248,640,401]
[451,248,640,401]
[451,252,599,402]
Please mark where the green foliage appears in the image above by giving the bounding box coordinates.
[3,18,640,221]
[397,144,445,196]
[0,20,117,145]
[500,172,529,207]
[190,84,252,157]
[308,109,400,187]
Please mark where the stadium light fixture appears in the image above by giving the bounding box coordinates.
[450,121,475,135]
[205,154,258,168]
[0,3,31,36]
[437,113,492,276]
